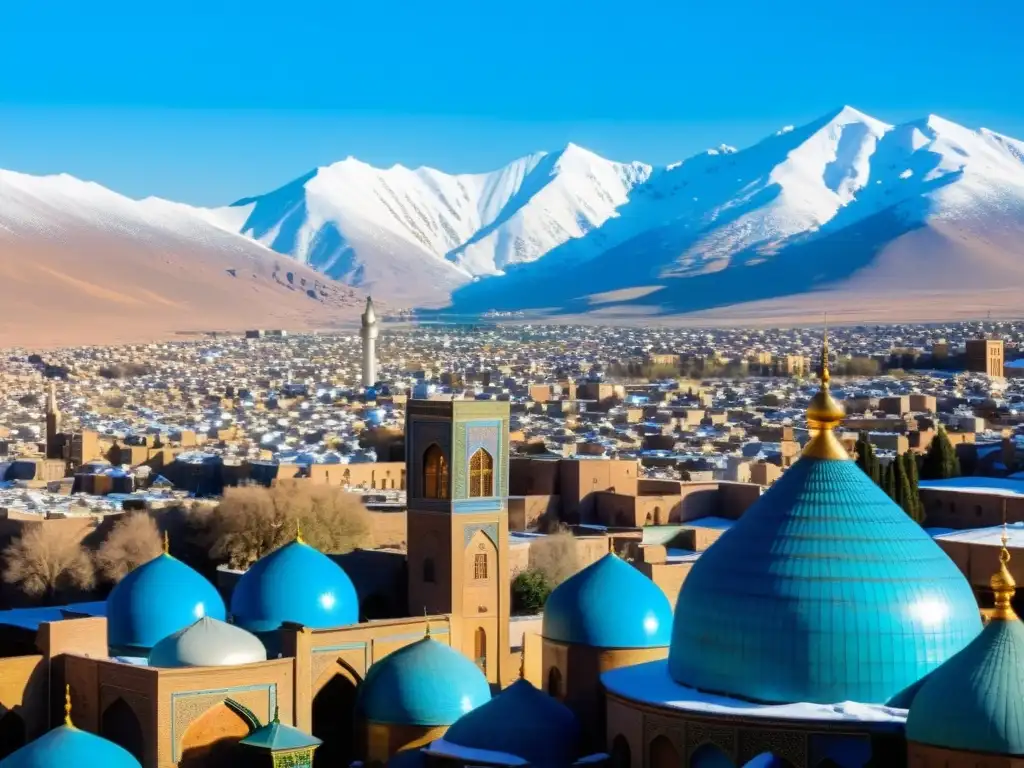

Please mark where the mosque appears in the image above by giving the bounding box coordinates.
[0,335,1023,767]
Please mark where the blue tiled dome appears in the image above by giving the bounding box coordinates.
[0,725,141,768]
[230,540,358,634]
[442,678,580,767]
[906,617,1024,754]
[669,456,982,705]
[356,636,491,726]
[106,553,226,654]
[542,553,672,648]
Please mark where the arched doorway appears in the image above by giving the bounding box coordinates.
[312,669,359,768]
[101,697,145,762]
[474,627,487,674]
[692,742,735,767]
[179,701,252,768]
[649,735,679,768]
[610,734,631,768]
[0,710,26,760]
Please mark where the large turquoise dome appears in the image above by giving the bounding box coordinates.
[107,553,226,654]
[668,455,982,705]
[0,725,141,768]
[356,636,491,726]
[230,540,358,634]
[543,553,672,648]
[442,678,580,767]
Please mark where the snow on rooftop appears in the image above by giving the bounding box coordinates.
[934,521,1024,548]
[920,477,1024,497]
[602,661,907,725]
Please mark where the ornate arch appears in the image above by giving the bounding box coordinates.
[423,443,449,499]
[468,447,494,497]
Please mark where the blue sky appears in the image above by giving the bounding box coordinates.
[1,0,1020,205]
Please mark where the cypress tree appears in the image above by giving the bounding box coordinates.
[893,454,907,507]
[921,428,962,480]
[894,454,919,521]
[855,432,882,486]
[882,461,896,499]
[902,451,922,522]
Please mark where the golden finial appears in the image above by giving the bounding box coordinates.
[608,536,615,555]
[162,530,170,555]
[295,518,304,544]
[519,644,526,680]
[991,502,1017,620]
[423,608,431,638]
[64,684,73,727]
[273,703,280,724]
[802,317,848,460]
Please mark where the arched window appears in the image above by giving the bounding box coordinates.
[473,553,488,580]
[423,558,436,583]
[610,735,631,768]
[423,445,449,499]
[469,448,494,498]
[547,667,562,698]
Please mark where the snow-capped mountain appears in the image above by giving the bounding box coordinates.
[0,169,362,347]
[201,143,651,305]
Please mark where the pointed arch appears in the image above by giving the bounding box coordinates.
[649,735,680,768]
[547,666,563,698]
[423,444,449,499]
[313,662,361,768]
[101,697,145,762]
[474,626,487,674]
[610,734,631,768]
[179,700,253,768]
[469,448,494,497]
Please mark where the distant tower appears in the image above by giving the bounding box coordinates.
[360,296,378,388]
[45,379,62,459]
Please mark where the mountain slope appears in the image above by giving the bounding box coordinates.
[0,170,363,347]
[445,107,1024,319]
[202,144,651,305]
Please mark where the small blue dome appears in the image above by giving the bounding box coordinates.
[907,617,1024,755]
[357,636,491,726]
[442,679,580,767]
[230,540,358,634]
[0,725,141,768]
[669,456,982,705]
[542,554,672,648]
[107,553,226,653]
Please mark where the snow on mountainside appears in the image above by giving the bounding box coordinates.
[446,106,1024,317]
[200,143,651,304]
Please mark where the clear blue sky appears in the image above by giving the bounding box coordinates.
[1,0,1020,205]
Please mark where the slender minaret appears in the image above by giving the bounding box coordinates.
[360,296,378,388]
[45,379,62,459]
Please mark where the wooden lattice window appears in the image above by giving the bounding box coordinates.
[423,444,449,499]
[473,553,488,580]
[468,448,494,498]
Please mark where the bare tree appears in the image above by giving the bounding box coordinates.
[2,525,95,603]
[94,513,163,583]
[529,530,581,587]
[199,484,373,569]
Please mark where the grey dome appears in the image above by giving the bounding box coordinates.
[147,616,267,668]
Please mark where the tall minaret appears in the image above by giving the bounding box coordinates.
[360,296,378,388]
[45,379,62,459]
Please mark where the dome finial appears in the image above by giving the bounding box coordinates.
[162,530,169,555]
[991,500,1017,621]
[64,683,73,727]
[519,644,526,679]
[424,608,431,638]
[295,518,304,544]
[802,316,848,460]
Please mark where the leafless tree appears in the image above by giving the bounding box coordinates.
[94,513,163,583]
[2,525,95,603]
[529,530,581,587]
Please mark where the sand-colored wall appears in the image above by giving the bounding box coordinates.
[908,741,1024,767]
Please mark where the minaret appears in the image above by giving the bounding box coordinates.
[360,296,378,388]
[802,324,848,460]
[45,379,62,459]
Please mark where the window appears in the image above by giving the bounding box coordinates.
[423,445,449,499]
[423,558,436,583]
[469,448,494,498]
[473,553,488,580]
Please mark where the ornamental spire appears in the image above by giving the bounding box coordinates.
[64,684,74,727]
[295,518,304,545]
[802,317,848,460]
[519,644,526,680]
[163,530,170,555]
[991,500,1017,621]
[424,608,431,638]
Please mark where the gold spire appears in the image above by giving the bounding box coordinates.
[64,684,73,727]
[802,319,848,460]
[519,644,526,680]
[295,518,304,544]
[162,530,170,555]
[424,608,431,638]
[991,504,1017,621]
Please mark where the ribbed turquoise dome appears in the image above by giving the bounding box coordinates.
[443,679,580,767]
[230,540,358,633]
[0,725,141,768]
[669,456,982,705]
[356,636,491,726]
[543,553,672,648]
[906,618,1024,755]
[107,553,226,654]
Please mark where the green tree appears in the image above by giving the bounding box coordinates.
[855,433,881,485]
[921,428,961,480]
[511,569,551,615]
[882,462,896,499]
[902,452,923,522]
